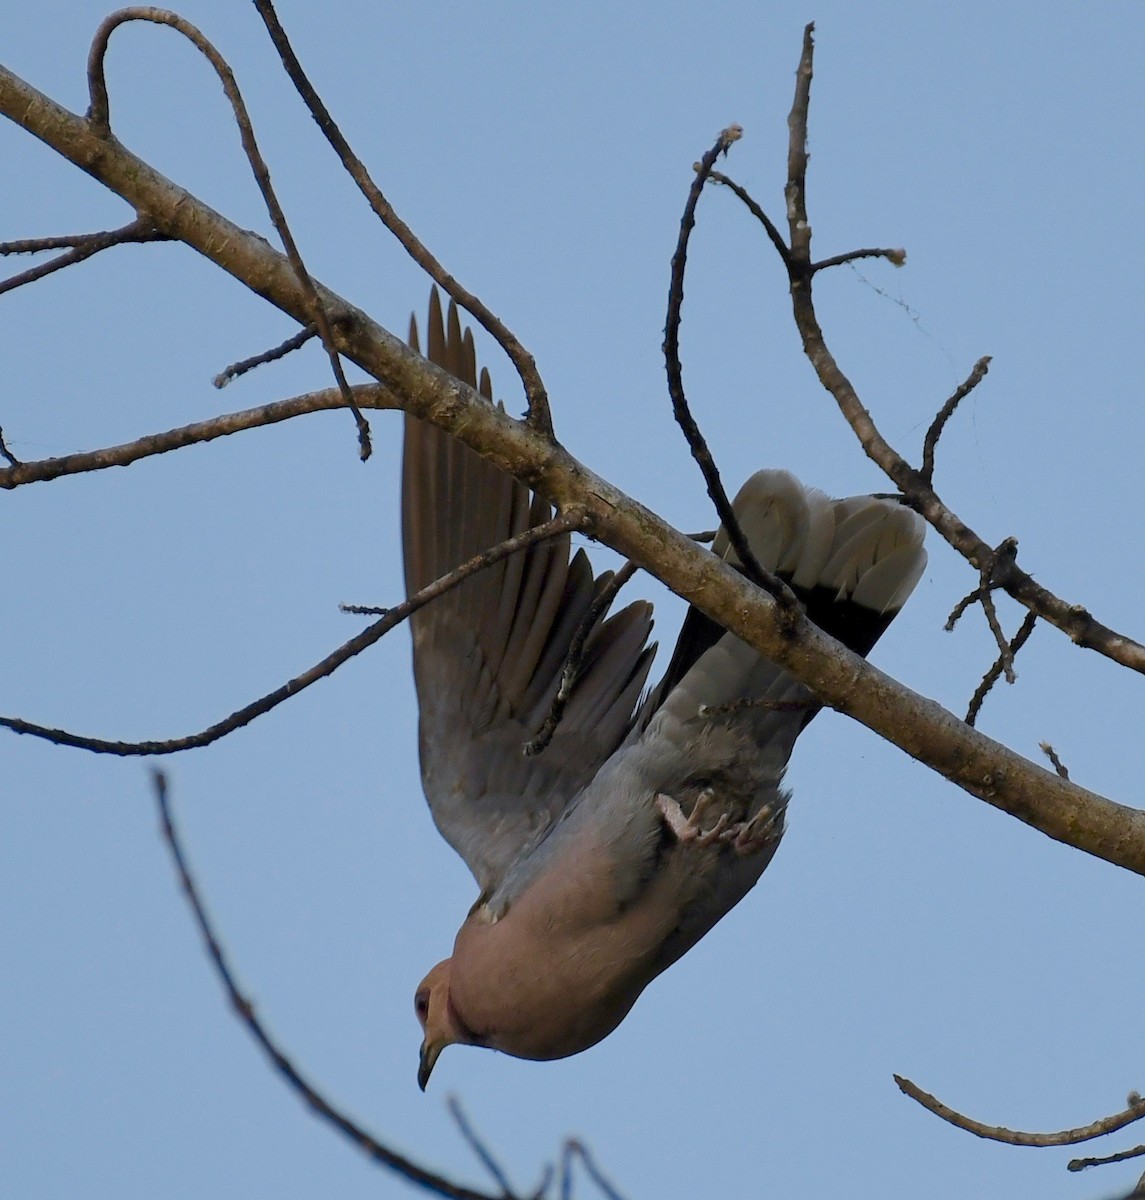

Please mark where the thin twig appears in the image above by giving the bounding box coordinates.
[1040,742,1070,780]
[979,588,1015,683]
[0,218,167,296]
[1070,1145,1145,1173]
[920,356,992,484]
[524,560,638,757]
[214,325,317,387]
[707,169,789,265]
[965,610,1038,726]
[86,8,372,459]
[249,0,554,439]
[151,772,507,1200]
[446,1097,516,1198]
[0,426,21,467]
[895,1075,1145,1147]
[664,125,797,617]
[2,513,584,755]
[810,246,907,273]
[562,1141,627,1200]
[0,382,395,491]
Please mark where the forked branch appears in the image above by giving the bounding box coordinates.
[86,7,371,458]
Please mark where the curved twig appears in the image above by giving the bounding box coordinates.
[2,513,584,755]
[249,0,554,439]
[86,7,371,459]
[895,1075,1145,1148]
[664,126,796,617]
[920,356,992,485]
[152,771,510,1200]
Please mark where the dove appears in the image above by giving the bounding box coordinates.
[403,291,926,1087]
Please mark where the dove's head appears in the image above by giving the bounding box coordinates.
[415,958,471,1090]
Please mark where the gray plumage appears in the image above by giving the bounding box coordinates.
[404,291,926,1081]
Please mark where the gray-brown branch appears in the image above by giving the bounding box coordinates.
[3,60,1145,876]
[895,1075,1145,1148]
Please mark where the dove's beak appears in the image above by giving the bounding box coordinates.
[418,1038,442,1091]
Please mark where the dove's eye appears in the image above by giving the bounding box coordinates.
[414,989,430,1023]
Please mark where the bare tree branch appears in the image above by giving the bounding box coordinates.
[447,1096,521,1198]
[665,125,796,615]
[249,0,554,439]
[1040,741,1071,780]
[560,1142,628,1200]
[965,610,1039,726]
[0,383,393,490]
[3,57,1144,874]
[214,324,318,387]
[710,24,1145,678]
[921,356,992,485]
[86,7,371,458]
[811,246,907,274]
[895,1075,1145,1148]
[708,168,790,265]
[0,216,167,295]
[1069,1145,1145,1174]
[0,425,21,467]
[151,770,512,1200]
[2,513,584,755]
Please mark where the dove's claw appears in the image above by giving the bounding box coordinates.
[657,791,777,855]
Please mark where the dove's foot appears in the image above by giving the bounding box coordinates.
[656,791,778,856]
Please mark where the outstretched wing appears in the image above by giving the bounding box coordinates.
[402,291,655,895]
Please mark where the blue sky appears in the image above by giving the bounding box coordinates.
[3,3,1145,1198]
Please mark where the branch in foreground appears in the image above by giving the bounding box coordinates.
[2,513,584,755]
[5,59,1143,873]
[151,770,507,1200]
[664,125,796,616]
[250,0,554,439]
[86,7,371,459]
[895,1075,1145,1148]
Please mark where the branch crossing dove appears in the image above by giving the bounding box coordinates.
[403,291,926,1087]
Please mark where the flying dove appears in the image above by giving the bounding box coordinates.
[404,292,926,1088]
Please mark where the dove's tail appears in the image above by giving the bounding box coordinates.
[644,469,927,723]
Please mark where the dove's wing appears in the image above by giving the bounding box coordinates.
[402,291,655,895]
